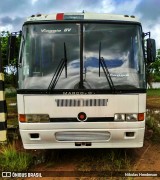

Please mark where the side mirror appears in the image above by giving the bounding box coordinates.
[147,38,156,63]
[8,35,16,64]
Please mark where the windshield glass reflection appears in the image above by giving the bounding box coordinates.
[19,23,145,90]
[83,24,145,89]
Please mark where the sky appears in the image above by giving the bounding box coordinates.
[0,0,160,48]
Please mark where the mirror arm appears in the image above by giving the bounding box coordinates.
[143,32,150,38]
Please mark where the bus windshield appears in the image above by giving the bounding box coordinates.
[19,23,145,90]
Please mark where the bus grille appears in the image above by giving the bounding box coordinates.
[55,131,110,142]
[55,99,108,107]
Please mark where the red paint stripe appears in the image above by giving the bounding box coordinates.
[56,13,64,20]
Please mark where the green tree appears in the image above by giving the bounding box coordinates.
[147,49,160,88]
[1,31,10,68]
[154,49,160,80]
[1,31,21,87]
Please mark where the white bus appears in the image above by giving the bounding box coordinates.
[14,12,156,149]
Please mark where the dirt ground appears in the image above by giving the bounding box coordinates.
[146,96,160,109]
[12,133,159,180]
[133,141,160,180]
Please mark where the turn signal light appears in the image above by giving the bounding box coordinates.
[138,113,144,121]
[19,114,26,122]
[18,114,50,123]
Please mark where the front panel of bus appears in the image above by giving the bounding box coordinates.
[17,20,146,149]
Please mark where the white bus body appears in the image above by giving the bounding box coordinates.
[17,12,146,149]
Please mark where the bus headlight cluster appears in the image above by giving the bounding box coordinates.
[19,114,50,123]
[126,114,137,121]
[26,114,49,123]
[114,113,144,121]
[114,114,125,121]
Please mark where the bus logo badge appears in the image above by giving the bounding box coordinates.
[77,112,87,122]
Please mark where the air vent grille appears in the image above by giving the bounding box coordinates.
[55,131,110,141]
[55,99,108,107]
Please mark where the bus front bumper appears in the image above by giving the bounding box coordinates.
[19,127,145,149]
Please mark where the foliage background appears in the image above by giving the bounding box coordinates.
[1,31,21,87]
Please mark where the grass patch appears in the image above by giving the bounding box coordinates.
[146,110,160,143]
[147,89,160,96]
[43,149,133,180]
[5,86,17,98]
[76,149,132,172]
[0,144,33,171]
[6,95,18,127]
[5,91,17,98]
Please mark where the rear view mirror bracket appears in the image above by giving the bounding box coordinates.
[143,32,156,63]
[7,31,22,65]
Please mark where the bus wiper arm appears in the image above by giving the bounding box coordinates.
[99,42,115,92]
[48,42,67,91]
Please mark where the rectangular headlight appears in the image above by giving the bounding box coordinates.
[126,114,137,121]
[114,114,125,121]
[26,114,50,123]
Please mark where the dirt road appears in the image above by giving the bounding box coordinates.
[15,136,158,180]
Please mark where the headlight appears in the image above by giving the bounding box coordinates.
[126,114,137,121]
[114,113,144,122]
[19,114,50,123]
[114,114,125,121]
[26,114,50,123]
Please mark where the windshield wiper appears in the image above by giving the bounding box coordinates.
[48,42,67,91]
[99,42,115,93]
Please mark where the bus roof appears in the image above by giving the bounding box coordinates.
[26,12,140,23]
